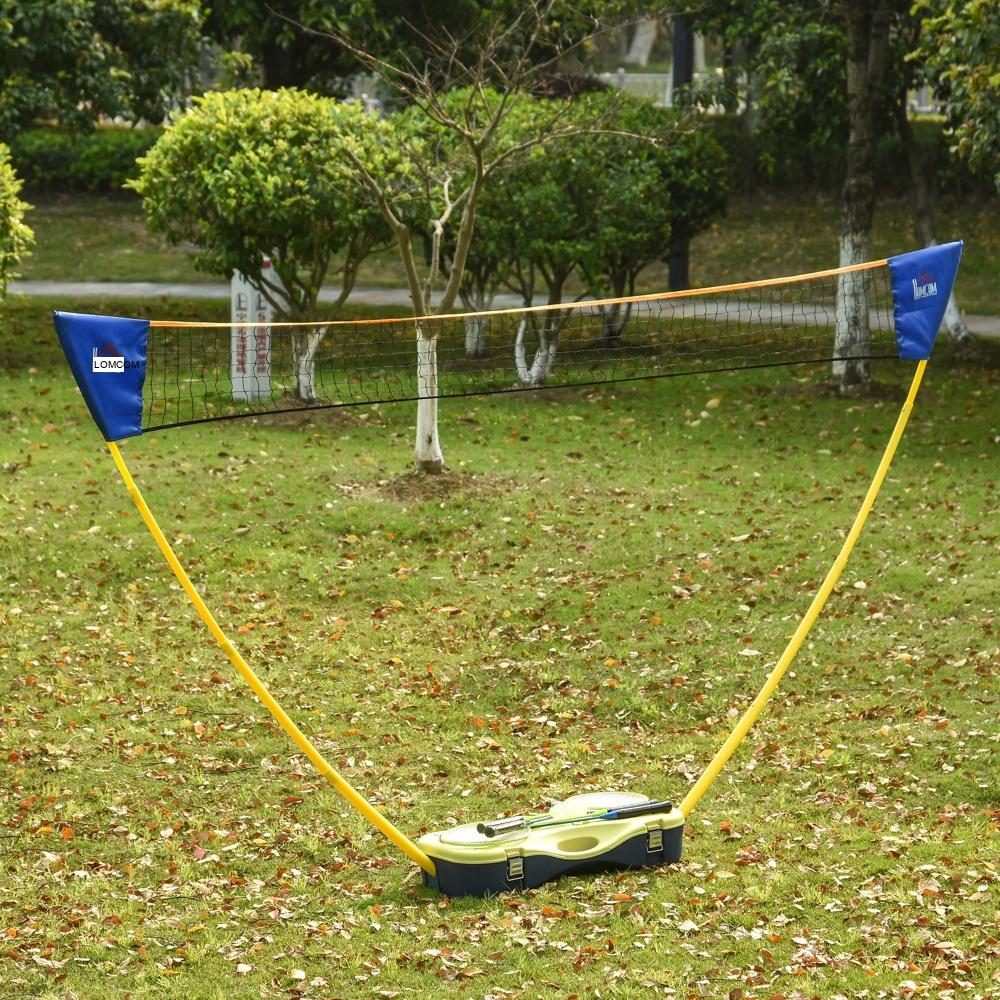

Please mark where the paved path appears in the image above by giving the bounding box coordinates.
[11,279,1000,337]
[11,279,479,308]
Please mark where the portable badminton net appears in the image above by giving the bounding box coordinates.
[54,242,962,896]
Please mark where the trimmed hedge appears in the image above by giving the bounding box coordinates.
[9,127,162,193]
[7,115,991,202]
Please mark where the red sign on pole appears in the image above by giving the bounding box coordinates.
[231,258,273,401]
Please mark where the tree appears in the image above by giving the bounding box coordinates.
[205,0,529,93]
[833,1,898,392]
[894,17,977,353]
[497,134,598,385]
[913,0,1000,193]
[385,90,535,363]
[487,96,668,379]
[574,93,728,345]
[675,0,981,387]
[203,0,371,91]
[0,0,204,139]
[440,90,726,375]
[130,88,390,401]
[675,0,890,390]
[415,91,558,360]
[323,3,633,472]
[0,144,33,304]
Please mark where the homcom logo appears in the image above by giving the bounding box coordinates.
[912,270,937,301]
[92,343,140,373]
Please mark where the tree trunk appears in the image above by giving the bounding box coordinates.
[672,14,694,105]
[941,295,975,352]
[292,329,326,402]
[625,16,658,67]
[895,95,977,353]
[515,316,559,386]
[668,236,690,291]
[833,232,871,387]
[414,325,445,473]
[460,285,493,358]
[721,40,738,113]
[464,315,489,358]
[381,220,447,473]
[599,304,623,347]
[599,288,633,347]
[834,1,892,392]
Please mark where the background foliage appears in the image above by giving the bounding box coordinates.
[0,0,203,140]
[8,128,163,194]
[913,0,1000,192]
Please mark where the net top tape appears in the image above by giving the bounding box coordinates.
[54,242,962,442]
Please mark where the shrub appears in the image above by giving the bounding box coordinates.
[0,144,34,301]
[130,89,388,315]
[9,127,162,193]
[130,88,391,401]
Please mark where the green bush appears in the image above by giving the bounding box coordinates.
[130,88,388,320]
[0,143,34,300]
[9,127,162,193]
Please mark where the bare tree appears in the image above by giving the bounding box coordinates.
[300,2,634,472]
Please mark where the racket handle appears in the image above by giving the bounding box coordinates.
[611,799,674,820]
[478,816,526,838]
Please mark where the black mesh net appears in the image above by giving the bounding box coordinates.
[142,265,897,433]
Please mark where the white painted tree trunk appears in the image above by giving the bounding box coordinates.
[293,328,326,401]
[414,325,445,473]
[833,231,871,388]
[464,315,489,358]
[514,318,559,386]
[942,292,974,348]
[625,17,658,66]
[915,240,975,350]
[694,32,706,73]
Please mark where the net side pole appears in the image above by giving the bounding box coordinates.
[679,359,928,818]
[105,441,437,877]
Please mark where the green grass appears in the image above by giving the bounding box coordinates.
[1,298,998,998]
[17,192,1000,316]
[16,195,410,289]
[683,193,1000,315]
[16,195,209,284]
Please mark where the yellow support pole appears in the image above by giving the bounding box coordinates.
[106,441,436,877]
[679,360,928,819]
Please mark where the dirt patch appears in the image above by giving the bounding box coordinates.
[360,469,521,503]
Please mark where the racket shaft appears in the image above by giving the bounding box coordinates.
[611,799,674,820]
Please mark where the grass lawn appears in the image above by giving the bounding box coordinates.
[685,194,999,316]
[15,196,209,285]
[17,192,1000,316]
[1,298,997,999]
